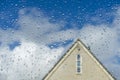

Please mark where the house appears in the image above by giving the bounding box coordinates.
[43,39,115,80]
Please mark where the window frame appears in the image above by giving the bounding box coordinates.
[76,54,82,74]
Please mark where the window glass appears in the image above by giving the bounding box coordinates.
[77,54,81,73]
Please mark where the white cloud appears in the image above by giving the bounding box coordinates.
[17,8,64,44]
[0,40,64,80]
[0,8,65,80]
[0,7,120,80]
[79,24,118,59]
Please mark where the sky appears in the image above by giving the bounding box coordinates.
[0,0,120,80]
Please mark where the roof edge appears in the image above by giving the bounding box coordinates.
[43,38,116,80]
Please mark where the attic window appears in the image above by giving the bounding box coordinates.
[76,54,82,74]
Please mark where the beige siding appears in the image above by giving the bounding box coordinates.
[44,40,114,80]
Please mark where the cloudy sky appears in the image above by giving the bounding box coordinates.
[0,0,120,80]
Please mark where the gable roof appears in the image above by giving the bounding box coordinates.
[43,39,116,80]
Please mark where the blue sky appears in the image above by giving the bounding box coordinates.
[0,0,119,29]
[0,0,120,80]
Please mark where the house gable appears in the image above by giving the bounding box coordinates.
[43,39,115,80]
